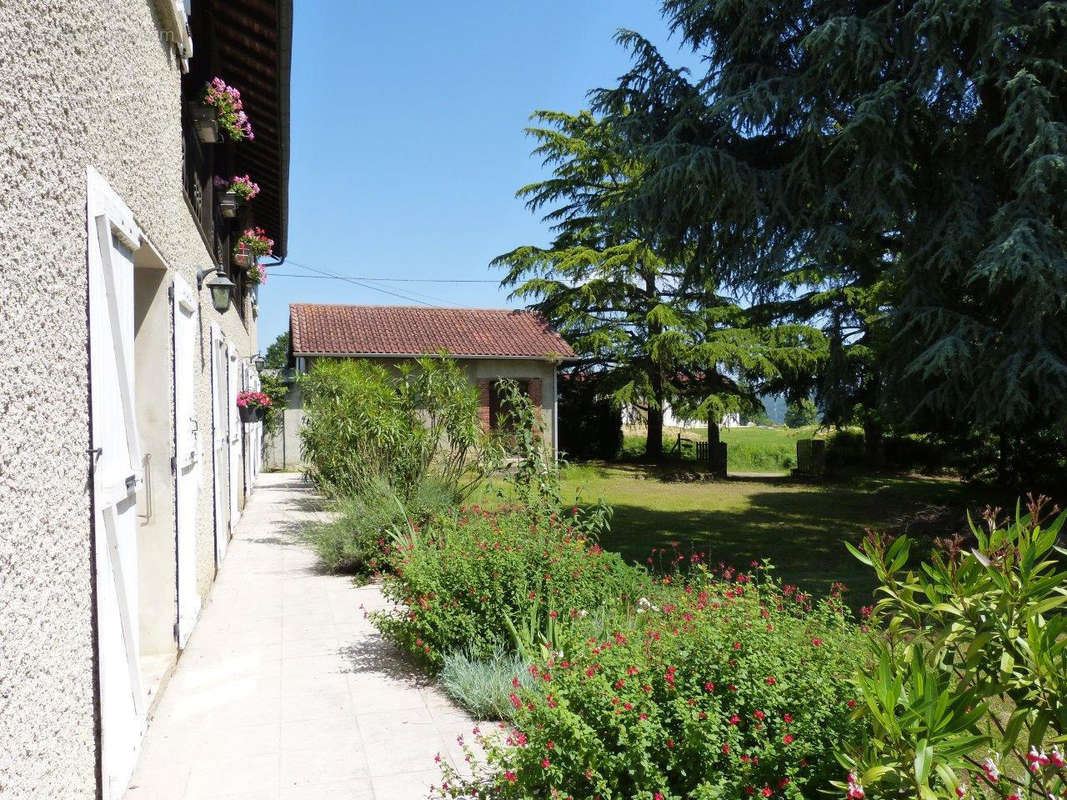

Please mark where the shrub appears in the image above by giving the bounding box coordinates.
[558,372,623,460]
[258,371,288,436]
[299,357,485,500]
[841,496,1067,800]
[785,398,820,428]
[440,647,535,721]
[304,476,456,575]
[437,568,865,799]
[374,501,643,668]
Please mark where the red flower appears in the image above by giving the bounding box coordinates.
[504,771,517,783]
[812,637,823,646]
[783,714,793,724]
[762,788,773,797]
[765,676,777,685]
[783,734,794,744]
[509,693,521,709]
[541,758,551,769]
[733,641,742,650]
[722,743,730,754]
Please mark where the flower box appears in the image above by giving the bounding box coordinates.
[201,77,254,142]
[233,248,253,268]
[187,101,220,143]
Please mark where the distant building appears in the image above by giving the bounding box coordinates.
[275,304,576,462]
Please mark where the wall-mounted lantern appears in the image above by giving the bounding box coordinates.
[196,267,235,314]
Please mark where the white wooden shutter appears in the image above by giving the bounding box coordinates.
[87,167,146,800]
[227,343,241,523]
[209,323,229,563]
[172,275,200,645]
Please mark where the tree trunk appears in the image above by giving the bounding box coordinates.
[707,417,723,474]
[645,404,664,460]
[863,415,885,468]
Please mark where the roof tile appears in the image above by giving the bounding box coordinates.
[290,304,575,360]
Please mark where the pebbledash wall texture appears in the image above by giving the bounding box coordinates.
[0,2,255,797]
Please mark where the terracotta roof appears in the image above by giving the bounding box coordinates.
[290,304,576,360]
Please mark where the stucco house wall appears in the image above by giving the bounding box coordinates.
[0,2,258,796]
[461,358,558,447]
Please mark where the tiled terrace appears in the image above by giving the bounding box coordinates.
[125,472,474,800]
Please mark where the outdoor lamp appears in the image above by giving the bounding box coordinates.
[197,267,235,314]
[252,354,266,370]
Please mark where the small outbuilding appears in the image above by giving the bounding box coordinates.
[270,304,576,465]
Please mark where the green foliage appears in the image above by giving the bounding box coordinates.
[263,331,290,369]
[593,0,1067,473]
[722,433,795,473]
[784,399,819,429]
[496,109,825,459]
[436,568,865,799]
[558,371,623,461]
[258,370,288,436]
[844,497,1067,799]
[824,428,947,474]
[439,647,535,722]
[374,501,641,669]
[299,357,484,500]
[304,476,456,575]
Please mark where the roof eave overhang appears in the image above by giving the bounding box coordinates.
[215,0,292,257]
[293,351,578,362]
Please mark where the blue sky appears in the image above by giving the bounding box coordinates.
[257,0,694,349]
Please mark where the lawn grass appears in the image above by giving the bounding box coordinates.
[558,462,988,606]
[622,424,826,473]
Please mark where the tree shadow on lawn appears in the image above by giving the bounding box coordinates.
[600,476,980,607]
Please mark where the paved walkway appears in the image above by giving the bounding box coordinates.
[126,473,475,800]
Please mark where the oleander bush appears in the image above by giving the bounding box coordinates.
[436,566,865,799]
[840,496,1067,800]
[299,356,486,500]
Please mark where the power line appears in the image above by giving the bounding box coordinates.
[269,272,498,285]
[284,258,498,283]
[280,259,445,307]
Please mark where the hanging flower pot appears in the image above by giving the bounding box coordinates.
[237,391,271,423]
[229,174,260,202]
[246,262,267,286]
[187,101,220,143]
[200,77,254,142]
[233,227,273,280]
[218,174,260,219]
[233,246,253,268]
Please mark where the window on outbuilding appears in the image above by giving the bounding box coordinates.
[488,380,530,432]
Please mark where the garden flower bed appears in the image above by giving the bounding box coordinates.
[297,359,1067,800]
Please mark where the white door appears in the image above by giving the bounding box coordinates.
[87,168,145,800]
[172,275,200,646]
[210,324,229,564]
[227,343,241,525]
